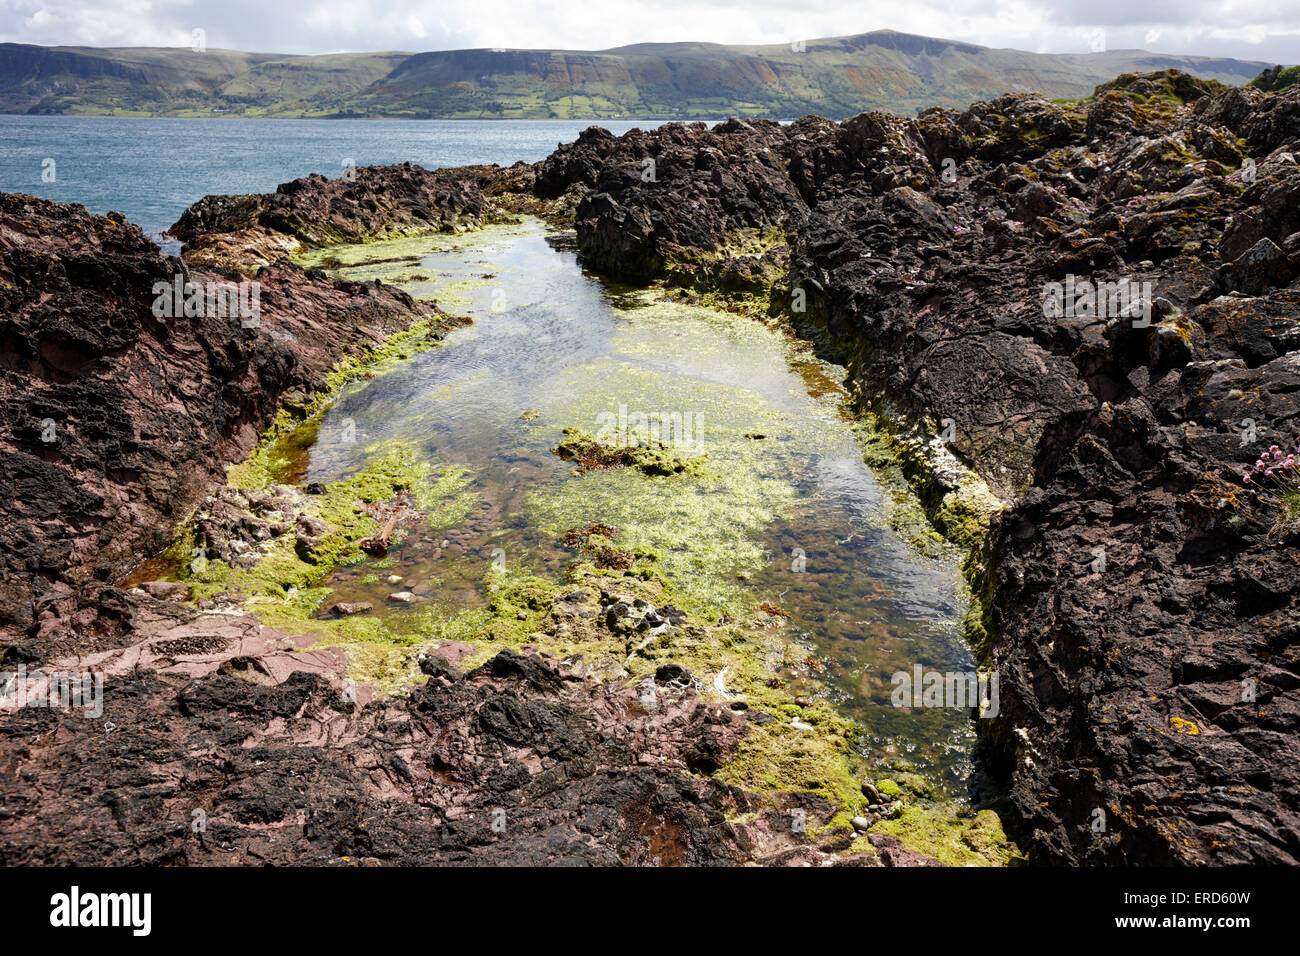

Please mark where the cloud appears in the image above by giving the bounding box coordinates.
[0,0,1295,62]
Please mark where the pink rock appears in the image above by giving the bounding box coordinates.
[331,602,372,615]
[139,580,187,600]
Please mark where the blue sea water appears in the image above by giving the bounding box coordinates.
[0,116,670,239]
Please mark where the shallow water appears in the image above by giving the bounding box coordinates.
[297,219,978,785]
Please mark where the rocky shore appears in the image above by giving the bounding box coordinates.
[530,70,1300,864]
[4,159,976,866]
[0,192,466,644]
[2,68,1297,865]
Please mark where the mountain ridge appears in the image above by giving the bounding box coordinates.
[0,30,1277,119]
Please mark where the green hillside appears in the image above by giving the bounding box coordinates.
[0,31,1274,119]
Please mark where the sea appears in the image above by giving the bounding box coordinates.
[0,116,675,242]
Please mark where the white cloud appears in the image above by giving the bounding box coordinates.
[0,0,1295,62]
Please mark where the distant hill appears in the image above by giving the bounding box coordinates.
[0,31,1274,119]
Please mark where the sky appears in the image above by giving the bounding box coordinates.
[1,0,1297,63]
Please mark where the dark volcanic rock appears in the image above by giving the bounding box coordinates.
[539,120,807,284]
[547,71,1300,864]
[170,162,512,272]
[0,588,851,866]
[0,192,455,640]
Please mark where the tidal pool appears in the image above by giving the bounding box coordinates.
[296,219,979,787]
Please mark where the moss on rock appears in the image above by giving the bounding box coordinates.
[554,427,710,477]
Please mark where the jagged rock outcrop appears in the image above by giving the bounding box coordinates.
[0,192,452,640]
[0,581,895,866]
[170,162,519,272]
[544,70,1300,864]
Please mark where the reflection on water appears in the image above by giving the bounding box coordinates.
[298,220,977,786]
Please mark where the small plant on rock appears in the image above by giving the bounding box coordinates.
[1242,442,1300,535]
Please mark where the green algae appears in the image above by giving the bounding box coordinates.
[553,427,710,477]
[652,227,790,320]
[226,315,459,490]
[284,206,520,257]
[871,803,1023,866]
[192,218,1023,864]
[293,224,534,309]
[528,390,801,617]
[853,407,1004,555]
[170,441,478,695]
[272,602,494,698]
[876,778,904,800]
[718,702,867,833]
[521,292,931,622]
[189,443,476,597]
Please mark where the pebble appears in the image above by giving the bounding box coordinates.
[388,591,414,603]
[332,602,372,615]
[139,580,186,600]
[387,574,403,585]
[851,816,872,832]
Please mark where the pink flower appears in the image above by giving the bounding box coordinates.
[1244,474,1252,483]
[1265,469,1274,477]
[1270,445,1280,453]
